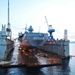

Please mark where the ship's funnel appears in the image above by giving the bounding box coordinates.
[28,26,34,33]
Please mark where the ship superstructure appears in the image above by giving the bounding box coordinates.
[0,25,14,60]
[18,25,48,49]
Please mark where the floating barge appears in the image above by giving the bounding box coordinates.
[39,16,70,59]
[40,25,69,59]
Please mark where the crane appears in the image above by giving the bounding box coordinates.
[44,16,55,40]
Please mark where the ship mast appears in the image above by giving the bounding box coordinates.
[6,0,12,39]
[8,0,10,27]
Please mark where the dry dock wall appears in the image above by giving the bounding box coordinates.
[40,40,69,58]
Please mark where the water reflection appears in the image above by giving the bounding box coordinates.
[62,59,69,69]
[40,59,70,75]
[0,59,71,75]
[61,59,70,75]
[0,68,7,75]
[24,68,44,75]
[6,68,24,75]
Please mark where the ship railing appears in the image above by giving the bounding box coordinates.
[33,37,45,40]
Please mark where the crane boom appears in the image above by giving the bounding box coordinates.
[44,16,49,30]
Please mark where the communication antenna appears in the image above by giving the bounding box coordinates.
[38,26,40,32]
[8,0,10,27]
[25,24,27,32]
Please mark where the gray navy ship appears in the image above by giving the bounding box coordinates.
[18,16,69,58]
[18,25,48,49]
[0,0,14,60]
[0,25,14,60]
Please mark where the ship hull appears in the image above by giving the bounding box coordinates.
[19,37,48,49]
[0,38,14,60]
[19,40,33,49]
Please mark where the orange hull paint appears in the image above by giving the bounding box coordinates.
[19,41,33,49]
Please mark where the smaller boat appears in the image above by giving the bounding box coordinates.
[18,25,48,49]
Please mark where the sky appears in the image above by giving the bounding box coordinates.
[0,0,75,41]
